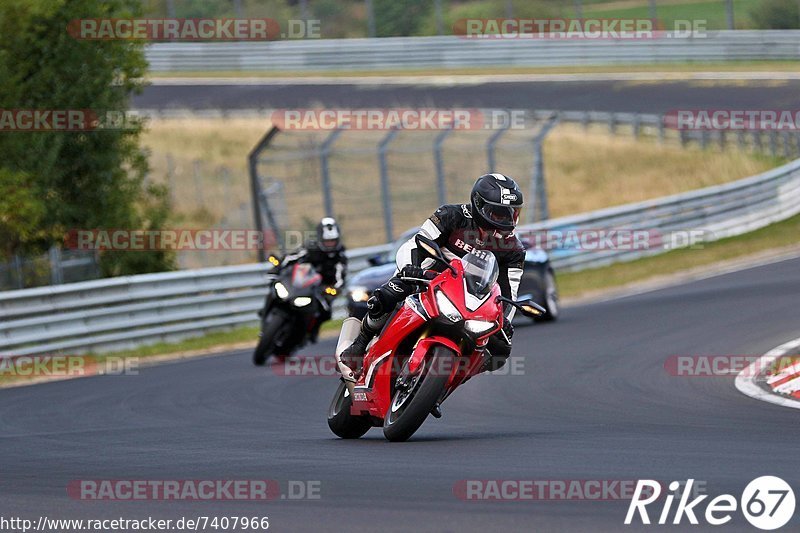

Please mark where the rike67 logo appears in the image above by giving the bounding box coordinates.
[625,477,795,530]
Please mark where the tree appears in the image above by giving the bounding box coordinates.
[0,0,175,273]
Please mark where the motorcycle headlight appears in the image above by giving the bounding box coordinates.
[274,282,289,300]
[465,320,495,334]
[435,290,462,322]
[349,287,370,303]
[293,296,312,307]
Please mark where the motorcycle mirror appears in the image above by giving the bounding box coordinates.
[496,296,546,318]
[518,299,545,318]
[415,234,442,259]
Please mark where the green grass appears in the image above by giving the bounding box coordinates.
[147,60,800,79]
[576,0,759,30]
[558,211,800,298]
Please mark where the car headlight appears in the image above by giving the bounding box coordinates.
[464,320,495,334]
[293,296,312,307]
[349,287,370,303]
[435,290,462,322]
[275,282,289,300]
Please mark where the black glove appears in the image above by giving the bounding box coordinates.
[399,265,429,281]
[502,319,514,341]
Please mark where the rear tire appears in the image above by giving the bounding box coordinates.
[383,346,453,442]
[327,381,372,439]
[252,314,285,366]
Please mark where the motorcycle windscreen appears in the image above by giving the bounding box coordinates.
[291,263,322,288]
[462,251,499,297]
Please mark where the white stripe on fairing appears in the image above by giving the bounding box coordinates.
[735,337,800,410]
[365,351,392,388]
[490,173,506,181]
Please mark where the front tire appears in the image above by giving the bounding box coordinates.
[383,346,453,442]
[327,381,372,439]
[252,313,286,366]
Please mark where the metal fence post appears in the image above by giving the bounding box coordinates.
[433,128,452,206]
[487,124,509,171]
[782,131,791,159]
[248,126,281,262]
[49,247,63,285]
[608,113,617,135]
[769,131,778,157]
[529,114,561,223]
[13,254,23,289]
[319,129,342,219]
[632,113,641,139]
[658,115,665,144]
[378,129,400,243]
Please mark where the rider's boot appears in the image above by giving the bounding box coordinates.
[339,312,387,374]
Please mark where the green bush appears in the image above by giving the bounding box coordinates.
[750,0,800,28]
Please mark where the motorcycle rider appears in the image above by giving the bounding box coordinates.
[340,173,525,374]
[277,217,347,342]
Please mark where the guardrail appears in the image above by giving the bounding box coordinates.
[144,31,800,72]
[3,130,800,357]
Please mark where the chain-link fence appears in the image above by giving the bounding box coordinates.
[251,116,560,252]
[249,109,799,255]
[0,248,99,291]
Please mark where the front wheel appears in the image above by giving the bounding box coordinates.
[327,381,372,439]
[252,313,286,366]
[383,346,454,442]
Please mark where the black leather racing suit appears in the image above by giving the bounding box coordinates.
[280,239,347,339]
[368,203,525,369]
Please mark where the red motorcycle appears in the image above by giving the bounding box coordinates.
[328,235,544,442]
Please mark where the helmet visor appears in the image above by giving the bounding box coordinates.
[477,202,520,230]
[320,238,338,250]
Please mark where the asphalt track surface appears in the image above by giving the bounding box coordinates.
[134,79,800,113]
[2,255,799,532]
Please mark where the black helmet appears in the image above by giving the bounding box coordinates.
[316,217,341,251]
[470,173,523,233]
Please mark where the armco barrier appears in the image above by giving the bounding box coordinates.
[2,158,799,356]
[144,31,800,72]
